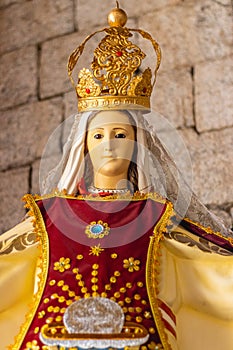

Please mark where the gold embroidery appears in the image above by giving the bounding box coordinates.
[146,200,174,350]
[148,341,163,349]
[149,327,156,334]
[33,191,167,204]
[53,257,71,273]
[38,311,45,318]
[123,257,140,272]
[89,244,104,256]
[25,340,39,350]
[144,311,152,319]
[55,315,63,322]
[136,316,143,323]
[76,254,84,260]
[34,327,39,334]
[184,217,233,247]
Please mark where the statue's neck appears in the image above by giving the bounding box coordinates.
[94,173,129,190]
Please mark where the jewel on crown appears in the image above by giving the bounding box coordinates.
[68,1,161,112]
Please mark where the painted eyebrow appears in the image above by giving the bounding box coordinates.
[89,127,128,131]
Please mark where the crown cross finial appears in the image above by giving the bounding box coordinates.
[108,3,127,27]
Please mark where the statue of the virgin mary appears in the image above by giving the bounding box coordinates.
[1,3,233,350]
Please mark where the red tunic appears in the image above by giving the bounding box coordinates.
[15,194,171,349]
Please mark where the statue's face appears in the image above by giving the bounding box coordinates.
[87,111,135,178]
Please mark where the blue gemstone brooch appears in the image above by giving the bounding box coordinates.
[85,220,110,239]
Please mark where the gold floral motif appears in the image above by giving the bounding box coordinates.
[89,244,105,256]
[123,257,140,272]
[54,257,71,273]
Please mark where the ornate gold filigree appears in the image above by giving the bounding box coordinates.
[75,26,150,108]
[76,68,101,97]
[91,27,146,96]
[68,16,161,112]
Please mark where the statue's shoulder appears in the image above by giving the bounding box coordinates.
[0,215,36,256]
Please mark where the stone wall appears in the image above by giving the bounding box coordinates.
[0,0,232,233]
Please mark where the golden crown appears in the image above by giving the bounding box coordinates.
[68,2,161,113]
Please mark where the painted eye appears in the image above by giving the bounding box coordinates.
[94,134,103,139]
[115,133,126,139]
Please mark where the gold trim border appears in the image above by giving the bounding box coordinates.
[77,96,150,113]
[183,217,233,247]
[10,194,50,350]
[146,201,174,350]
[33,190,167,204]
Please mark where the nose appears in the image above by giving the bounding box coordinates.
[104,133,113,152]
[104,135,113,152]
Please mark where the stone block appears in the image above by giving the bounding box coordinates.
[152,67,194,128]
[0,46,37,110]
[0,167,29,234]
[0,0,74,54]
[0,97,63,171]
[75,0,139,30]
[0,0,24,9]
[75,0,182,31]
[64,90,78,119]
[195,57,233,132]
[40,32,86,98]
[139,0,233,72]
[181,127,233,206]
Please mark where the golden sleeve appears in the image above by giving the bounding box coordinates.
[0,218,40,349]
[158,225,233,350]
